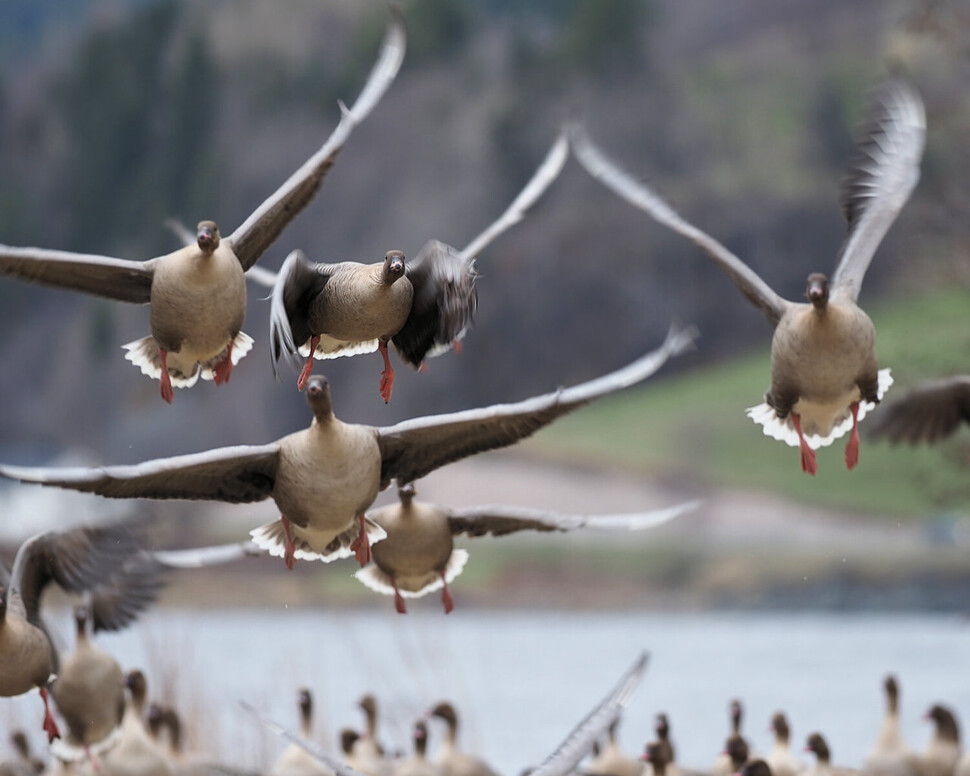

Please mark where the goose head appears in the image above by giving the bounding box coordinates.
[804,732,830,764]
[196,221,221,255]
[738,760,773,776]
[398,482,417,506]
[413,720,428,756]
[655,712,670,739]
[305,376,334,424]
[382,250,406,285]
[642,741,667,768]
[925,705,960,742]
[125,669,148,713]
[770,712,789,742]
[73,605,89,640]
[884,674,900,712]
[806,273,829,309]
[341,728,361,756]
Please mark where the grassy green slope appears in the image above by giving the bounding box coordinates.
[525,288,970,517]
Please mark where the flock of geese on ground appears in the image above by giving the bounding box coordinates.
[0,4,965,775]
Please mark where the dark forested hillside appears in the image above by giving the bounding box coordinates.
[0,0,966,461]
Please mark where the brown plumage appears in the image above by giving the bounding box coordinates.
[0,326,693,573]
[573,79,924,474]
[0,11,405,404]
[269,132,568,404]
[869,377,970,445]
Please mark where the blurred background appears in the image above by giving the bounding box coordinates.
[0,0,968,771]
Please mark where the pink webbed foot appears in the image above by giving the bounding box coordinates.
[297,336,320,392]
[845,402,861,470]
[159,349,174,404]
[378,341,395,404]
[350,514,371,567]
[212,340,234,385]
[85,744,102,774]
[791,412,817,476]
[451,339,463,355]
[39,687,60,743]
[440,571,454,614]
[280,516,296,571]
[392,579,407,614]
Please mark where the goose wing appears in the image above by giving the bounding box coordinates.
[868,376,970,445]
[529,652,649,776]
[459,130,569,262]
[831,80,925,302]
[447,500,699,537]
[376,325,695,488]
[0,444,280,503]
[0,247,155,303]
[571,124,787,326]
[227,10,406,270]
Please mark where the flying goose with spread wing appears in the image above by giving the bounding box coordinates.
[0,522,152,744]
[869,376,970,445]
[268,131,569,403]
[0,325,694,572]
[355,481,697,613]
[572,80,925,474]
[0,11,405,404]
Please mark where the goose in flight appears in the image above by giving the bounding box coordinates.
[0,10,406,404]
[0,325,694,572]
[572,80,925,474]
[356,482,698,613]
[268,131,569,403]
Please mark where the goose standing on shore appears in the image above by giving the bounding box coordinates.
[394,722,441,776]
[101,671,172,776]
[356,482,696,613]
[271,689,332,776]
[269,131,568,403]
[572,80,925,474]
[712,701,749,776]
[427,702,499,776]
[805,733,860,776]
[766,712,804,776]
[0,11,405,403]
[0,326,693,572]
[918,706,961,776]
[864,675,918,776]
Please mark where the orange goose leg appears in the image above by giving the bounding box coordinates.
[350,514,371,566]
[280,516,297,571]
[212,340,234,385]
[158,350,174,404]
[392,579,407,614]
[440,571,454,614]
[297,336,320,392]
[845,402,861,470]
[39,687,60,742]
[790,413,817,476]
[378,341,395,404]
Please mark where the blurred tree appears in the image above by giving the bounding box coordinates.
[557,0,655,77]
[404,0,476,65]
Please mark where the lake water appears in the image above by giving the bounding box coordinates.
[3,609,969,774]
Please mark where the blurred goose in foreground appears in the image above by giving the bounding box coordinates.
[654,714,675,768]
[101,671,172,776]
[48,607,125,765]
[0,325,693,572]
[269,130,568,403]
[712,701,749,776]
[869,377,970,445]
[394,722,441,776]
[805,733,861,776]
[427,702,499,776]
[573,79,925,474]
[0,11,405,404]
[919,706,961,776]
[0,731,44,776]
[864,675,918,776]
[740,762,775,776]
[356,695,386,763]
[582,718,642,776]
[0,522,147,743]
[272,689,332,776]
[766,712,804,776]
[148,706,225,776]
[357,482,697,613]
[245,651,648,776]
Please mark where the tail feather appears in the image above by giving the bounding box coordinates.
[250,517,386,563]
[354,549,469,598]
[199,331,255,381]
[121,336,201,387]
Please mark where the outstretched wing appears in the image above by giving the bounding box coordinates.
[376,325,696,488]
[868,376,970,445]
[153,540,262,568]
[10,521,147,624]
[831,80,925,302]
[529,652,649,776]
[0,247,155,303]
[571,124,787,327]
[89,551,167,633]
[0,444,280,503]
[460,130,569,262]
[227,10,407,270]
[447,500,699,537]
[239,701,374,776]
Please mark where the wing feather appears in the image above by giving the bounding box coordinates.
[868,376,970,445]
[228,10,406,270]
[571,124,787,326]
[0,247,154,303]
[377,325,695,488]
